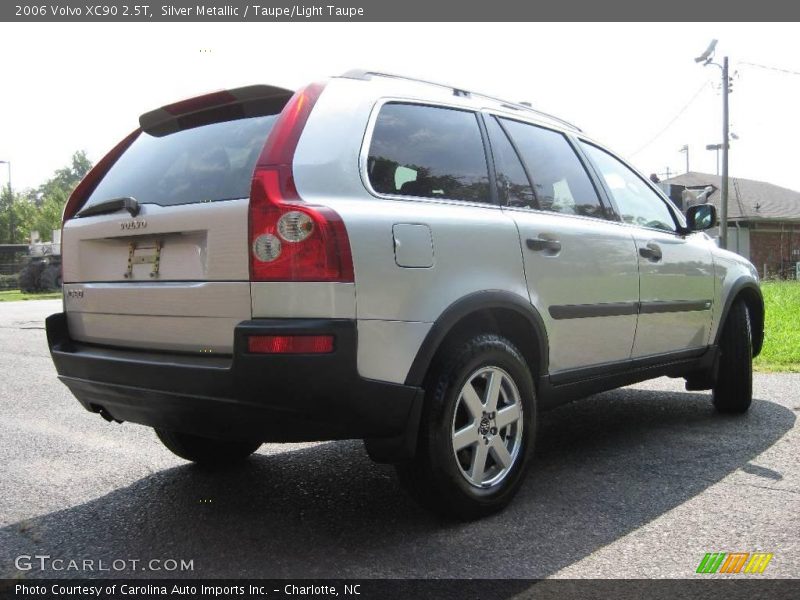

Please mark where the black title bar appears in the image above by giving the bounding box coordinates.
[3,0,800,22]
[2,579,800,600]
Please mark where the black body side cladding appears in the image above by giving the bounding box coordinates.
[46,313,423,455]
[404,290,549,387]
[538,347,719,409]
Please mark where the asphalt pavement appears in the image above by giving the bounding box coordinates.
[0,299,798,579]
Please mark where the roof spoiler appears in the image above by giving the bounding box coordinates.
[139,85,295,137]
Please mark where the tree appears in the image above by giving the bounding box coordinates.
[37,150,92,206]
[0,188,35,245]
[0,151,94,244]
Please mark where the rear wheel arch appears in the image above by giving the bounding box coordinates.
[404,291,548,388]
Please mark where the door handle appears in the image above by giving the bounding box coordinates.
[526,237,561,254]
[639,243,662,262]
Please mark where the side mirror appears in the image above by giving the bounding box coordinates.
[686,203,717,231]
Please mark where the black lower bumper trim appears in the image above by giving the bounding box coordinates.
[46,313,423,451]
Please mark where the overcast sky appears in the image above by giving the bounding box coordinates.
[1,22,799,192]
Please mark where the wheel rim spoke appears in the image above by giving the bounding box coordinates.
[496,403,521,429]
[490,437,513,469]
[452,425,479,452]
[484,370,502,413]
[470,443,489,484]
[460,381,484,421]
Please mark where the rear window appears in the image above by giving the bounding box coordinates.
[366,103,490,203]
[83,115,276,209]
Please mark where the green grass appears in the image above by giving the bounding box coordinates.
[0,290,62,302]
[754,281,800,372]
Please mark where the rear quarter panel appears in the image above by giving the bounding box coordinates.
[291,79,530,384]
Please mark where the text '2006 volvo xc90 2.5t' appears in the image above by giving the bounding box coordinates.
[46,70,764,519]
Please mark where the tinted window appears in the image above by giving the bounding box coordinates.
[500,119,604,219]
[581,143,677,232]
[485,116,535,208]
[367,103,490,203]
[83,115,276,209]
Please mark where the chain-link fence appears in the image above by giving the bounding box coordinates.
[761,261,800,281]
[0,245,29,290]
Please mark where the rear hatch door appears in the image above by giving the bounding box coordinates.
[63,86,293,354]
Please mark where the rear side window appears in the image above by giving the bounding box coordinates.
[500,118,605,219]
[367,103,490,203]
[83,115,277,209]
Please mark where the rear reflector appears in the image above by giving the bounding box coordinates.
[247,335,334,354]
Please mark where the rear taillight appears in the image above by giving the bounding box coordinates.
[248,334,334,354]
[248,83,354,283]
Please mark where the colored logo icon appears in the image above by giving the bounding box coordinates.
[696,552,773,574]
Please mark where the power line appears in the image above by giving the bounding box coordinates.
[738,61,800,77]
[630,80,711,157]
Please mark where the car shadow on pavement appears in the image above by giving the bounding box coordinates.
[1,388,795,579]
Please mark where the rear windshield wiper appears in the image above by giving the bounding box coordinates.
[76,196,140,218]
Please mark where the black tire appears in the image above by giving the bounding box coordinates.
[155,429,261,465]
[712,300,753,414]
[397,334,536,520]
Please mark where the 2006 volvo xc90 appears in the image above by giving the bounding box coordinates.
[47,70,764,519]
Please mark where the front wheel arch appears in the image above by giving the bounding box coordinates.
[737,287,764,357]
[714,279,764,357]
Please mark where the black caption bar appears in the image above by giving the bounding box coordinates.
[2,0,800,21]
[2,579,800,600]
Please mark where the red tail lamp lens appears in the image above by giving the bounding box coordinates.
[247,335,334,354]
[247,82,354,283]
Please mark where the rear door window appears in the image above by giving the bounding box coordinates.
[83,115,277,210]
[485,116,536,208]
[500,118,606,219]
[367,103,491,203]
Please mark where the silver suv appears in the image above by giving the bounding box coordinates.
[46,71,764,519]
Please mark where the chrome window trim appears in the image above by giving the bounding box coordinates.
[358,97,501,211]
[480,109,618,227]
[576,137,689,236]
[499,203,620,227]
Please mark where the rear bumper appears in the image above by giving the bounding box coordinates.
[46,313,423,453]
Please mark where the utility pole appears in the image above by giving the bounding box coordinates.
[720,56,730,250]
[679,145,690,173]
[0,161,11,244]
[695,40,731,249]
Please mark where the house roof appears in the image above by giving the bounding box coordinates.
[662,172,800,222]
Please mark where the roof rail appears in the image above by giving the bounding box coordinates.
[340,69,582,133]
